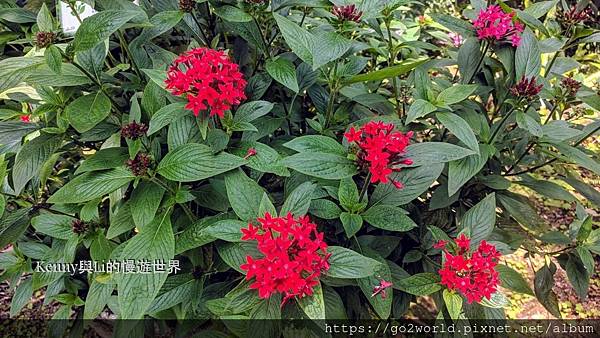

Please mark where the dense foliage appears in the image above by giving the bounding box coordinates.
[0,0,599,335]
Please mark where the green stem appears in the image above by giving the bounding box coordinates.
[488,105,517,144]
[542,101,560,125]
[150,177,197,221]
[191,11,210,46]
[505,123,600,176]
[117,30,142,79]
[384,19,401,117]
[358,172,372,203]
[466,41,489,84]
[59,48,124,116]
[544,52,559,78]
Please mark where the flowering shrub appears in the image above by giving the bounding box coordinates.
[0,0,599,335]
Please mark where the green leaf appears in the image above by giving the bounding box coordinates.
[224,169,265,221]
[479,291,510,309]
[146,274,195,314]
[117,212,174,319]
[84,280,113,319]
[566,254,590,300]
[340,212,362,238]
[265,57,299,93]
[129,181,165,228]
[309,199,342,220]
[524,1,558,18]
[157,144,245,182]
[281,181,316,216]
[323,286,347,319]
[213,5,253,22]
[326,246,381,279]
[458,38,482,84]
[405,142,476,166]
[362,205,417,232]
[47,167,135,204]
[497,193,544,233]
[10,278,32,317]
[75,148,129,175]
[148,103,188,135]
[218,241,263,274]
[12,133,62,194]
[283,135,346,156]
[204,220,247,242]
[282,152,357,180]
[534,264,561,318]
[338,177,366,212]
[516,112,543,137]
[65,92,112,133]
[344,59,427,84]
[443,289,463,320]
[357,249,392,318]
[549,141,600,176]
[0,209,31,249]
[436,112,479,152]
[297,282,325,320]
[405,99,437,124]
[460,193,496,246]
[497,264,534,296]
[516,176,576,202]
[429,13,474,37]
[31,213,76,240]
[311,31,352,70]
[436,84,477,106]
[36,3,53,32]
[233,101,275,124]
[395,273,442,296]
[230,142,289,176]
[141,69,167,89]
[72,10,139,52]
[44,45,62,74]
[515,29,541,80]
[273,13,315,65]
[0,8,37,23]
[541,121,582,142]
[371,163,444,207]
[447,146,490,196]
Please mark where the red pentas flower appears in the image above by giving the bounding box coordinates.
[437,234,501,304]
[165,47,247,119]
[510,76,543,100]
[240,212,331,306]
[344,121,413,188]
[472,5,524,47]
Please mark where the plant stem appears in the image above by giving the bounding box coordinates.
[466,41,489,84]
[59,48,124,116]
[191,12,210,46]
[488,105,517,144]
[384,18,401,117]
[505,141,536,174]
[505,123,600,176]
[359,173,372,203]
[117,30,142,79]
[544,52,559,78]
[150,176,197,221]
[542,98,563,125]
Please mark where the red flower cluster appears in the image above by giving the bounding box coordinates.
[240,213,330,306]
[561,76,581,97]
[437,234,501,304]
[165,48,246,119]
[332,4,363,23]
[559,5,591,26]
[472,5,524,47]
[344,121,413,188]
[20,115,31,123]
[510,76,543,100]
